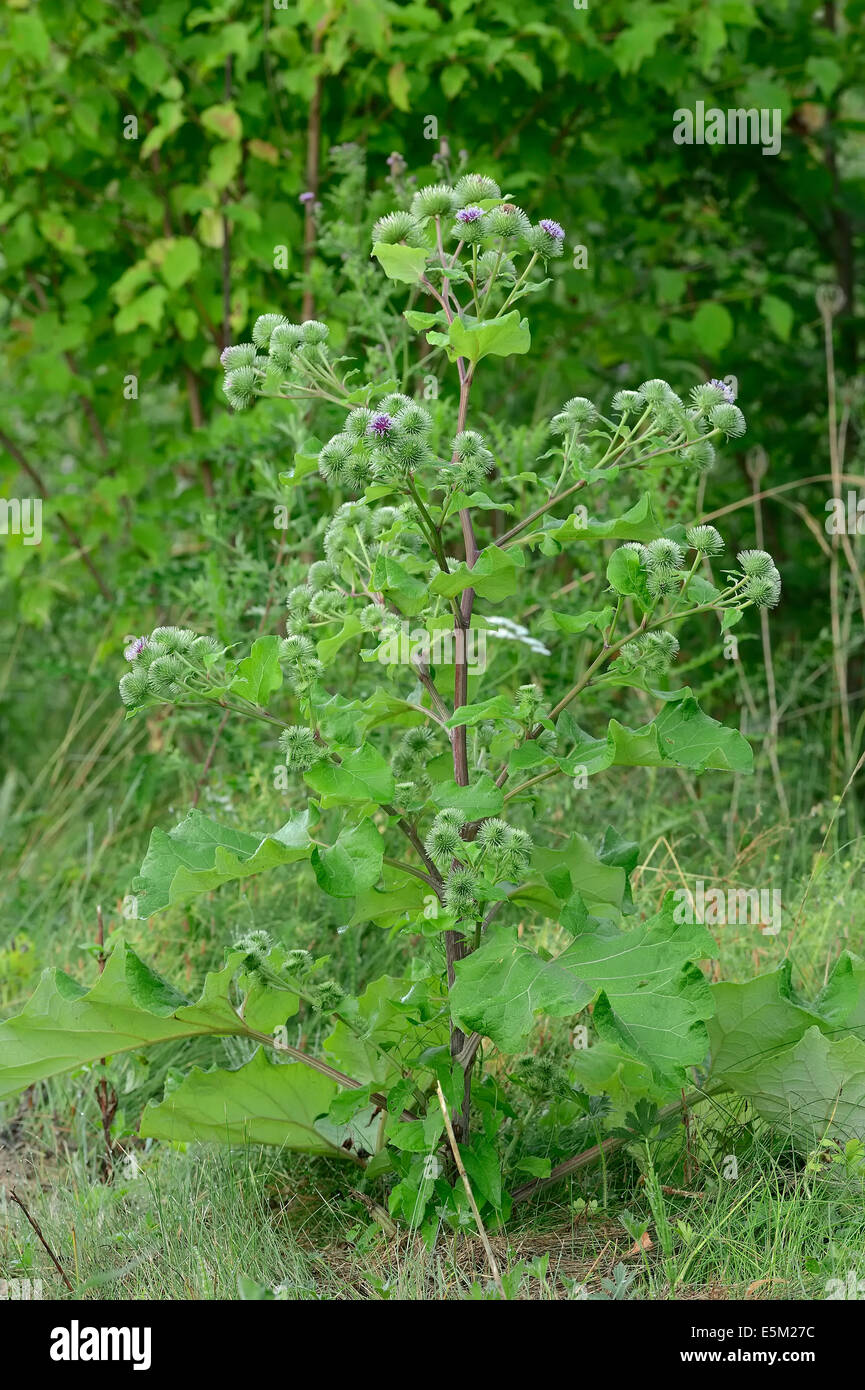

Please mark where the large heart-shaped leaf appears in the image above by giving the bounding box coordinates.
[140,1049,343,1152]
[133,809,313,917]
[452,897,715,1064]
[0,941,294,1101]
[447,310,530,363]
[372,241,428,284]
[430,544,525,602]
[311,817,383,897]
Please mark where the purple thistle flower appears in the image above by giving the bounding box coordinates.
[539,218,565,241]
[124,635,149,661]
[709,377,736,403]
[456,205,485,224]
[368,412,395,439]
[299,191,315,204]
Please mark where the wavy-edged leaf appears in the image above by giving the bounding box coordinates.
[372,241,427,284]
[430,544,525,602]
[304,744,394,807]
[452,897,715,1064]
[229,634,283,704]
[311,817,383,897]
[0,941,284,1101]
[447,310,530,363]
[140,1048,343,1152]
[133,809,313,917]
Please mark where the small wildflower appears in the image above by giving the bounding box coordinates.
[528,221,566,258]
[223,366,256,410]
[643,538,685,573]
[411,183,459,219]
[371,210,423,246]
[709,377,736,403]
[550,396,597,434]
[477,818,511,854]
[252,314,289,349]
[680,439,716,471]
[368,412,395,440]
[611,389,644,415]
[539,218,565,241]
[119,667,150,707]
[299,191,315,204]
[279,726,323,772]
[124,635,149,662]
[641,631,680,673]
[220,343,255,369]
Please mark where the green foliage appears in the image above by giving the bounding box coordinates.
[5,155,842,1238]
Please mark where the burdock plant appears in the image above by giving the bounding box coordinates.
[3,168,807,1241]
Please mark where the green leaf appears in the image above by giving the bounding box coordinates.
[451,924,595,1052]
[0,940,285,1101]
[531,834,628,913]
[653,691,753,773]
[539,606,614,636]
[612,13,677,75]
[441,63,470,99]
[312,818,383,898]
[446,695,515,729]
[133,809,312,917]
[386,61,411,112]
[349,875,430,927]
[708,958,865,1145]
[278,445,321,488]
[200,103,242,142]
[692,302,734,354]
[560,697,751,778]
[372,241,428,284]
[462,1136,503,1208]
[447,310,530,364]
[536,494,664,551]
[805,55,843,99]
[724,1028,865,1148]
[403,310,439,331]
[452,897,715,1066]
[139,101,184,158]
[760,294,793,342]
[708,963,828,1087]
[371,553,428,615]
[147,235,201,289]
[317,615,363,664]
[606,547,651,607]
[229,635,283,704]
[430,544,525,602]
[430,775,505,820]
[141,1049,344,1152]
[114,285,167,334]
[515,1155,551,1178]
[326,974,446,1086]
[304,744,395,807]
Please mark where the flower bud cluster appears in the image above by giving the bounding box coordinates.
[221,317,333,410]
[119,626,223,710]
[318,397,435,492]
